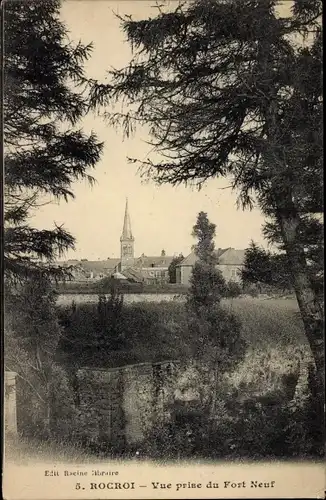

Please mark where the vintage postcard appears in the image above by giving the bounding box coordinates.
[2,0,324,499]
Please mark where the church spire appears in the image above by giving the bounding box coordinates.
[120,198,135,270]
[121,197,133,241]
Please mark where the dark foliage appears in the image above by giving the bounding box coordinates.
[242,241,293,291]
[57,298,190,370]
[187,212,227,313]
[186,212,246,389]
[4,0,103,283]
[5,275,63,437]
[140,375,324,460]
[225,281,242,298]
[168,254,184,283]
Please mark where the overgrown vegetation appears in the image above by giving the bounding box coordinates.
[5,276,76,438]
[140,344,323,461]
[184,212,246,418]
[6,284,323,459]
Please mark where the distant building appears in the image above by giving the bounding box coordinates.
[58,199,175,284]
[175,248,245,286]
[58,200,245,286]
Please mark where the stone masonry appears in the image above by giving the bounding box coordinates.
[75,360,179,447]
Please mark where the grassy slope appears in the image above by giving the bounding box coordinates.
[123,297,306,361]
[59,296,308,369]
[222,297,306,347]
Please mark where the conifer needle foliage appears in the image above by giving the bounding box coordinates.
[3,0,104,283]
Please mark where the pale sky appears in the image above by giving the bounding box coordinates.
[32,0,273,261]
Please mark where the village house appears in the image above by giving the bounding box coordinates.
[175,247,245,286]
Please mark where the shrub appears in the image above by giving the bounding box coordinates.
[141,402,210,460]
[187,306,246,371]
[5,276,63,438]
[225,281,242,298]
[243,282,260,297]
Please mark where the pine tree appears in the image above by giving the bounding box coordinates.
[3,0,103,284]
[187,212,226,313]
[242,241,293,291]
[187,213,245,417]
[91,0,323,388]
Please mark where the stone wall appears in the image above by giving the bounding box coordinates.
[57,293,185,306]
[75,360,179,447]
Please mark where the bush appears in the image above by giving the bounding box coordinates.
[15,362,77,439]
[243,282,260,297]
[225,281,242,298]
[140,401,210,460]
[187,305,246,371]
[137,344,323,461]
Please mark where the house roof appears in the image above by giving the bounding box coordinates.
[58,259,121,275]
[177,251,197,267]
[112,271,128,280]
[134,255,174,268]
[57,253,176,275]
[218,248,246,265]
[120,267,144,283]
[177,248,245,267]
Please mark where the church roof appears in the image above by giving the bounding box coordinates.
[177,248,244,267]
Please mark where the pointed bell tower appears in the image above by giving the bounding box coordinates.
[120,198,135,270]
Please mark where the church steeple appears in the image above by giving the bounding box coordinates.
[120,197,134,241]
[120,198,135,270]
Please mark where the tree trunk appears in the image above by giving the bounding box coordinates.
[263,72,324,390]
[278,209,324,390]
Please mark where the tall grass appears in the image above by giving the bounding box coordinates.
[57,297,307,370]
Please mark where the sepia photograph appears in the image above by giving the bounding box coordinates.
[2,0,324,498]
